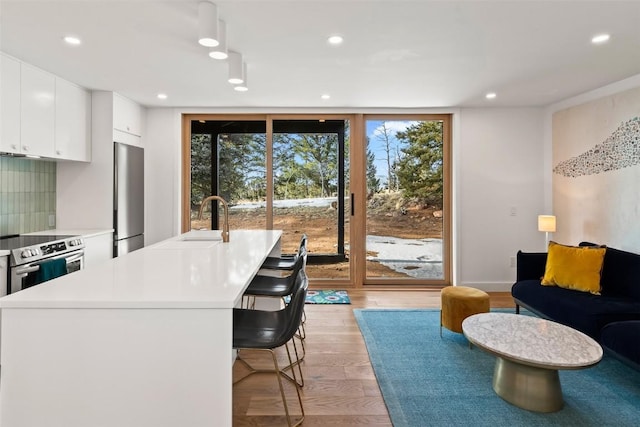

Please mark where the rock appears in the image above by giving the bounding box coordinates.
[433,210,443,218]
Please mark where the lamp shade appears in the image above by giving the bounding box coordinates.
[538,215,556,233]
[198,1,219,47]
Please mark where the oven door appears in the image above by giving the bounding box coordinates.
[10,250,84,294]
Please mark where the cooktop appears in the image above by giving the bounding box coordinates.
[0,234,76,251]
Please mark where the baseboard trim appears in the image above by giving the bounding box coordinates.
[458,281,513,292]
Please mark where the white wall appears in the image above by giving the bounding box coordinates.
[456,108,545,291]
[544,73,640,252]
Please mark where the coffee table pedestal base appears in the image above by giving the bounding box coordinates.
[493,357,564,413]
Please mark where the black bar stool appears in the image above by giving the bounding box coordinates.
[233,269,308,427]
[244,248,308,381]
[257,234,309,346]
[260,234,307,271]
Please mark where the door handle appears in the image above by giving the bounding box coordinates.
[351,193,354,216]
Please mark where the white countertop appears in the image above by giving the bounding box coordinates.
[0,229,281,309]
[25,228,114,238]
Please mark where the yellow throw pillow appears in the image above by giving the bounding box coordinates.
[541,241,606,295]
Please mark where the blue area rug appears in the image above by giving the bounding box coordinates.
[305,289,350,304]
[354,309,640,427]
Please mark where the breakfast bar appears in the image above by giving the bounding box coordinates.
[0,229,282,427]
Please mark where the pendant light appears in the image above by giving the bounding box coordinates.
[234,63,248,91]
[209,20,228,60]
[198,1,219,47]
[228,51,244,84]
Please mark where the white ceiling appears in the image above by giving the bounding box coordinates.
[1,0,640,109]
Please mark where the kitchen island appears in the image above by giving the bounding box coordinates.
[0,229,282,427]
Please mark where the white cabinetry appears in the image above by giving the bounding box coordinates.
[113,93,142,137]
[83,232,113,269]
[57,91,145,232]
[20,63,55,157]
[0,52,91,160]
[0,54,21,153]
[55,78,91,161]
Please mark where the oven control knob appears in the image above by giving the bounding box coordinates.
[21,250,31,258]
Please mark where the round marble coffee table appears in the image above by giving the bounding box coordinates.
[462,313,603,413]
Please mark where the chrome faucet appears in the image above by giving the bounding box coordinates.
[197,195,230,243]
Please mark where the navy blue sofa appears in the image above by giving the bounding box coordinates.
[511,244,640,370]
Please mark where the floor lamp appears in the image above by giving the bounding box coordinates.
[538,215,556,249]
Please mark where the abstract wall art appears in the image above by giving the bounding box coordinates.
[553,117,640,178]
[552,85,640,251]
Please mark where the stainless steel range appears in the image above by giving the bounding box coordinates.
[1,235,85,296]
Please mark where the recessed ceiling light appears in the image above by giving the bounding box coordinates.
[485,92,497,100]
[321,94,331,100]
[157,93,168,100]
[234,85,248,92]
[327,35,343,45]
[63,36,81,45]
[591,33,610,44]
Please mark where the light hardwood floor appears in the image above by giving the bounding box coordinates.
[232,290,516,426]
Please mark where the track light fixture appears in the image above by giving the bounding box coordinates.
[198,1,219,47]
[209,20,228,60]
[228,51,245,84]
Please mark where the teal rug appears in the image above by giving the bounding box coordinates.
[354,309,640,427]
[305,289,350,304]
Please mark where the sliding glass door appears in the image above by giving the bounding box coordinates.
[183,113,451,286]
[184,115,352,282]
[272,119,350,280]
[363,116,450,285]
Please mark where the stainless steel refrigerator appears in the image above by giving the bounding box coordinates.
[114,142,144,257]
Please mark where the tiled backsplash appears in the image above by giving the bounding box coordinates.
[0,156,56,236]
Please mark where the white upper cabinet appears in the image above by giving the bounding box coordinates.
[55,78,91,161]
[0,53,22,153]
[113,93,142,137]
[0,53,91,161]
[20,63,55,157]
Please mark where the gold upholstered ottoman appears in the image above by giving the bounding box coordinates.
[440,286,490,336]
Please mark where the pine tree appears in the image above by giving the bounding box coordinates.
[395,121,443,206]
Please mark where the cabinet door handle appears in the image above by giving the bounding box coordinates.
[10,144,17,149]
[56,150,62,155]
[22,145,29,151]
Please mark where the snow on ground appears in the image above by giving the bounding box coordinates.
[232,198,443,279]
[230,197,336,210]
[366,235,443,279]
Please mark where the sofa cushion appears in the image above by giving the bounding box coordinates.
[516,251,547,281]
[512,280,640,340]
[601,321,640,370]
[600,247,640,300]
[541,241,606,295]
